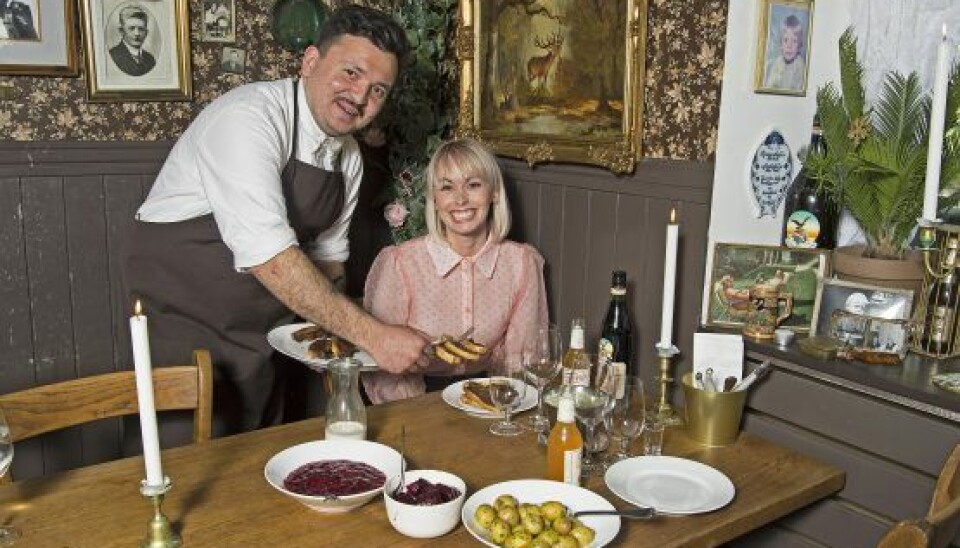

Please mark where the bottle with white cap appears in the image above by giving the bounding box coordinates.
[546,394,583,485]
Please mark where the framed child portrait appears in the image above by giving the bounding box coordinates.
[79,0,192,102]
[705,243,829,332]
[754,0,814,96]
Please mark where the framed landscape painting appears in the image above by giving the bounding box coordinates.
[456,0,646,174]
[0,0,79,76]
[706,243,829,332]
[79,0,192,101]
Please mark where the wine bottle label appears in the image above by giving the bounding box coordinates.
[563,448,582,485]
[570,327,585,350]
[784,210,821,248]
[606,362,627,399]
[597,339,613,370]
[930,306,955,343]
[565,367,590,387]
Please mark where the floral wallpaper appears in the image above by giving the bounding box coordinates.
[0,0,726,161]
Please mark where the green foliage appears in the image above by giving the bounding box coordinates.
[805,28,960,259]
[377,0,458,243]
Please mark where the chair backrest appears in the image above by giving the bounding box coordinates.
[878,444,960,548]
[0,349,212,482]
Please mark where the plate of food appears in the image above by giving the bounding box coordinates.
[267,322,377,372]
[461,479,620,547]
[604,456,735,515]
[441,378,537,418]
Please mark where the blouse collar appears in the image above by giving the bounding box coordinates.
[426,236,500,279]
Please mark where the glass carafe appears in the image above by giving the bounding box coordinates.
[324,358,367,440]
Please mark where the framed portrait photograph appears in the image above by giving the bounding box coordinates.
[456,0,646,174]
[79,0,192,102]
[0,0,79,76]
[812,278,914,337]
[754,0,814,96]
[705,243,829,332]
[220,46,244,74]
[201,0,234,43]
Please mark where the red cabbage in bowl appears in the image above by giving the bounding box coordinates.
[393,478,462,505]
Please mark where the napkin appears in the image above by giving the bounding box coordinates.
[693,333,744,391]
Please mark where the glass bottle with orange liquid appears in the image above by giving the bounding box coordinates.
[546,394,583,485]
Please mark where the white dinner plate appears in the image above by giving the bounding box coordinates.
[462,479,620,547]
[267,323,378,372]
[441,377,537,418]
[604,456,735,515]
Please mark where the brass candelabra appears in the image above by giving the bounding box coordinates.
[140,477,181,548]
[654,343,684,426]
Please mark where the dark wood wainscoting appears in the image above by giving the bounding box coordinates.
[0,141,714,480]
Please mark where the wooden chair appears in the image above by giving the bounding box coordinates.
[0,349,213,483]
[878,444,960,548]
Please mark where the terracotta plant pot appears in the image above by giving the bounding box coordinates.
[831,245,925,297]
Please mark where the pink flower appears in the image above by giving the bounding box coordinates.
[384,200,409,228]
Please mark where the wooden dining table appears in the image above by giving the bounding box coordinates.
[0,391,843,547]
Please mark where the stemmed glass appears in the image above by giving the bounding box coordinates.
[0,405,19,545]
[488,366,527,436]
[571,354,615,476]
[522,324,562,433]
[606,376,646,462]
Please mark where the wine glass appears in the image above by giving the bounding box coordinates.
[488,366,527,436]
[570,356,614,476]
[606,376,646,462]
[0,405,19,545]
[522,324,562,433]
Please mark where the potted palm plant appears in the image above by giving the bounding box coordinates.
[804,29,960,290]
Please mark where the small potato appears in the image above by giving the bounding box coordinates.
[552,516,574,535]
[518,503,542,521]
[570,524,596,547]
[489,518,511,545]
[540,500,566,522]
[521,513,544,536]
[555,535,579,548]
[495,494,519,511]
[475,503,497,530]
[530,538,552,548]
[498,505,521,527]
[536,529,560,546]
[503,530,534,548]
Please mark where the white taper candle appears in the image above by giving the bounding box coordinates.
[923,25,951,222]
[130,300,163,486]
[659,208,679,346]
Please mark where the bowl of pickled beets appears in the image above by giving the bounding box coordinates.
[384,470,467,538]
[264,440,403,513]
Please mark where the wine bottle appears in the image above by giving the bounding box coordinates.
[561,318,588,387]
[924,268,959,354]
[598,270,632,399]
[782,115,838,249]
[546,394,582,485]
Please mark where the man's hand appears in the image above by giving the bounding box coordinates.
[364,324,429,374]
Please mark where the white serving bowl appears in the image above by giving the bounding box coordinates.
[384,470,467,538]
[264,440,402,514]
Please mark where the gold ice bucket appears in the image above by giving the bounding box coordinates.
[681,372,748,447]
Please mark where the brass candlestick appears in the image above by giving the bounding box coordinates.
[654,343,683,426]
[141,477,181,548]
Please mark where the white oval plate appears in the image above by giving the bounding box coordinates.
[441,378,537,419]
[267,323,378,372]
[461,479,620,547]
[604,456,735,515]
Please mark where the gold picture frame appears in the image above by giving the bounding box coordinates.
[456,0,647,174]
[0,0,79,76]
[754,0,814,96]
[79,0,192,102]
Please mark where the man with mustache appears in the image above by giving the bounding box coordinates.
[121,5,428,438]
[109,5,156,77]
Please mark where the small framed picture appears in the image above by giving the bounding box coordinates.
[79,0,192,102]
[201,0,234,43]
[812,278,914,337]
[754,0,814,96]
[828,310,910,359]
[0,0,79,76]
[705,243,829,332]
[220,46,244,74]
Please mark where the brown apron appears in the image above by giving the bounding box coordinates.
[122,80,345,435]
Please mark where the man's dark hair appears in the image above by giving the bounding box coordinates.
[313,5,410,68]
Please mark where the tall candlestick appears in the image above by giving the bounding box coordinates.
[659,208,679,347]
[923,25,951,222]
[131,300,163,487]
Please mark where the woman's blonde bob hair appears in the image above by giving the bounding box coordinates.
[424,138,512,243]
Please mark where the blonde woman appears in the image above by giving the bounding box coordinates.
[362,139,548,403]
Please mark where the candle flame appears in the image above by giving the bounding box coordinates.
[134,300,142,316]
[669,208,677,224]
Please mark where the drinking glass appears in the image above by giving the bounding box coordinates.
[606,376,646,462]
[522,324,562,433]
[571,377,614,476]
[489,367,527,436]
[0,405,19,545]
